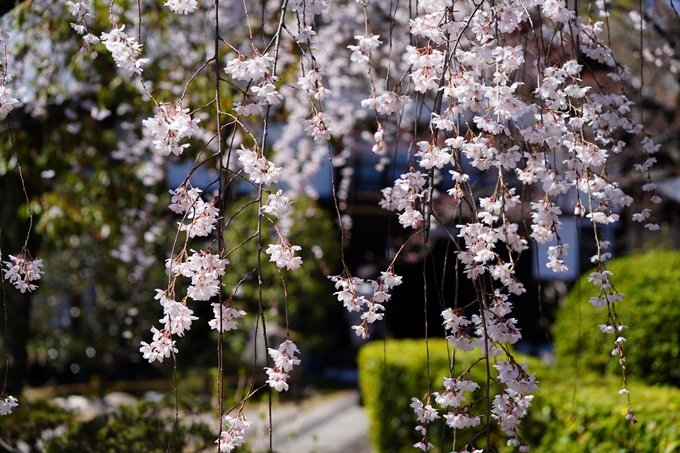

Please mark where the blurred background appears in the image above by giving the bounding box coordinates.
[2,0,680,451]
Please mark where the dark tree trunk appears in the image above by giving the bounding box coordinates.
[0,172,41,396]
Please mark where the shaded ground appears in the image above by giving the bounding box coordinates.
[244,390,372,453]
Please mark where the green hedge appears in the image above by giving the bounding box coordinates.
[553,249,680,386]
[358,339,543,453]
[529,379,680,453]
[358,339,680,453]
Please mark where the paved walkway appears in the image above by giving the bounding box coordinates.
[245,390,372,453]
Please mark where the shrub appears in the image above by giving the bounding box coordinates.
[42,400,215,453]
[528,378,680,452]
[0,399,72,451]
[357,338,544,453]
[358,339,680,453]
[553,249,680,386]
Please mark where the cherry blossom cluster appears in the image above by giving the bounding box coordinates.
[264,340,301,392]
[225,53,274,82]
[216,412,252,453]
[441,291,523,355]
[439,289,537,447]
[0,30,18,119]
[156,290,198,337]
[441,308,475,352]
[415,140,453,171]
[139,184,247,364]
[587,268,623,309]
[435,290,538,444]
[297,66,331,102]
[168,184,219,238]
[235,147,302,271]
[529,199,561,245]
[239,78,283,117]
[585,242,630,395]
[2,254,44,293]
[406,45,445,94]
[457,188,527,284]
[546,243,569,273]
[329,274,364,313]
[0,85,18,119]
[208,303,246,332]
[0,395,18,416]
[379,172,428,229]
[165,0,199,15]
[224,52,284,117]
[348,34,382,64]
[65,0,90,22]
[361,91,411,116]
[167,250,229,301]
[491,389,533,450]
[265,241,303,271]
[140,240,239,362]
[141,290,230,363]
[495,360,538,396]
[139,325,178,363]
[142,103,201,156]
[100,25,149,77]
[457,223,505,284]
[250,77,283,107]
[65,0,99,57]
[472,298,522,347]
[433,378,480,429]
[140,246,231,363]
[262,190,293,219]
[237,145,282,187]
[329,270,402,339]
[410,397,439,451]
[302,111,333,143]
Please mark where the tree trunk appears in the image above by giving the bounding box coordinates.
[0,172,41,396]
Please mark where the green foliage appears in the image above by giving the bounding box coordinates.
[528,378,680,453]
[223,195,341,355]
[0,399,72,451]
[42,400,215,453]
[1,0,238,387]
[357,338,543,453]
[358,339,680,453]
[358,338,441,453]
[553,249,680,386]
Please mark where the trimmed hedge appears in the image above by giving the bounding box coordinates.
[358,339,680,453]
[553,249,680,387]
[358,338,543,453]
[530,379,680,453]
